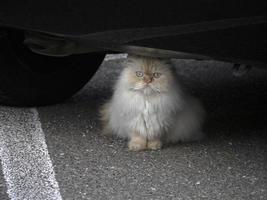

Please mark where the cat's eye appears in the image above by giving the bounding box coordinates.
[153,72,161,78]
[136,71,144,77]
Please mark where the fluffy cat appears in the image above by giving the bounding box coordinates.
[100,55,205,151]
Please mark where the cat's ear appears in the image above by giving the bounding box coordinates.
[126,54,139,62]
[158,57,172,66]
[122,54,139,66]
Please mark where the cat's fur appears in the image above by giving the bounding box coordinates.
[100,55,205,151]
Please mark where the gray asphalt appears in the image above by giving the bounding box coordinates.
[0,169,8,200]
[1,55,267,200]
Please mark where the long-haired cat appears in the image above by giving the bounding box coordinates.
[100,55,205,151]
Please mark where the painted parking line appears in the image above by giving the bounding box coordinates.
[104,53,127,61]
[0,107,62,200]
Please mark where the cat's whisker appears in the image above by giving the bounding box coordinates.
[133,83,146,91]
[150,85,161,93]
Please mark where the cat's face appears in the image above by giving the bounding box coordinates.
[123,55,175,94]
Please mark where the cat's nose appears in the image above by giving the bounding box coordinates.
[144,76,153,84]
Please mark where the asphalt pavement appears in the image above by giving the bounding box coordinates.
[0,55,266,200]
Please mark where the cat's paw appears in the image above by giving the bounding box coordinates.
[147,140,162,150]
[128,138,147,151]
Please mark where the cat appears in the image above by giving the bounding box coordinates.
[100,55,205,151]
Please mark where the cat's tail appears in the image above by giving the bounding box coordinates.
[99,101,113,135]
[166,97,206,143]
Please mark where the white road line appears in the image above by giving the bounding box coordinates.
[0,107,62,200]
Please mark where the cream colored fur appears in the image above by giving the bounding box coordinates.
[100,55,205,151]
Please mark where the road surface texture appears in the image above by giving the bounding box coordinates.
[0,54,266,200]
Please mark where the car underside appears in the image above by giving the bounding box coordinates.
[0,0,266,106]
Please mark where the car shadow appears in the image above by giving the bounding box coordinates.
[40,59,267,146]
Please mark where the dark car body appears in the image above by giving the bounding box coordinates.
[0,0,267,67]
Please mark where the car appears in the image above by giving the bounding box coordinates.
[0,0,266,106]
